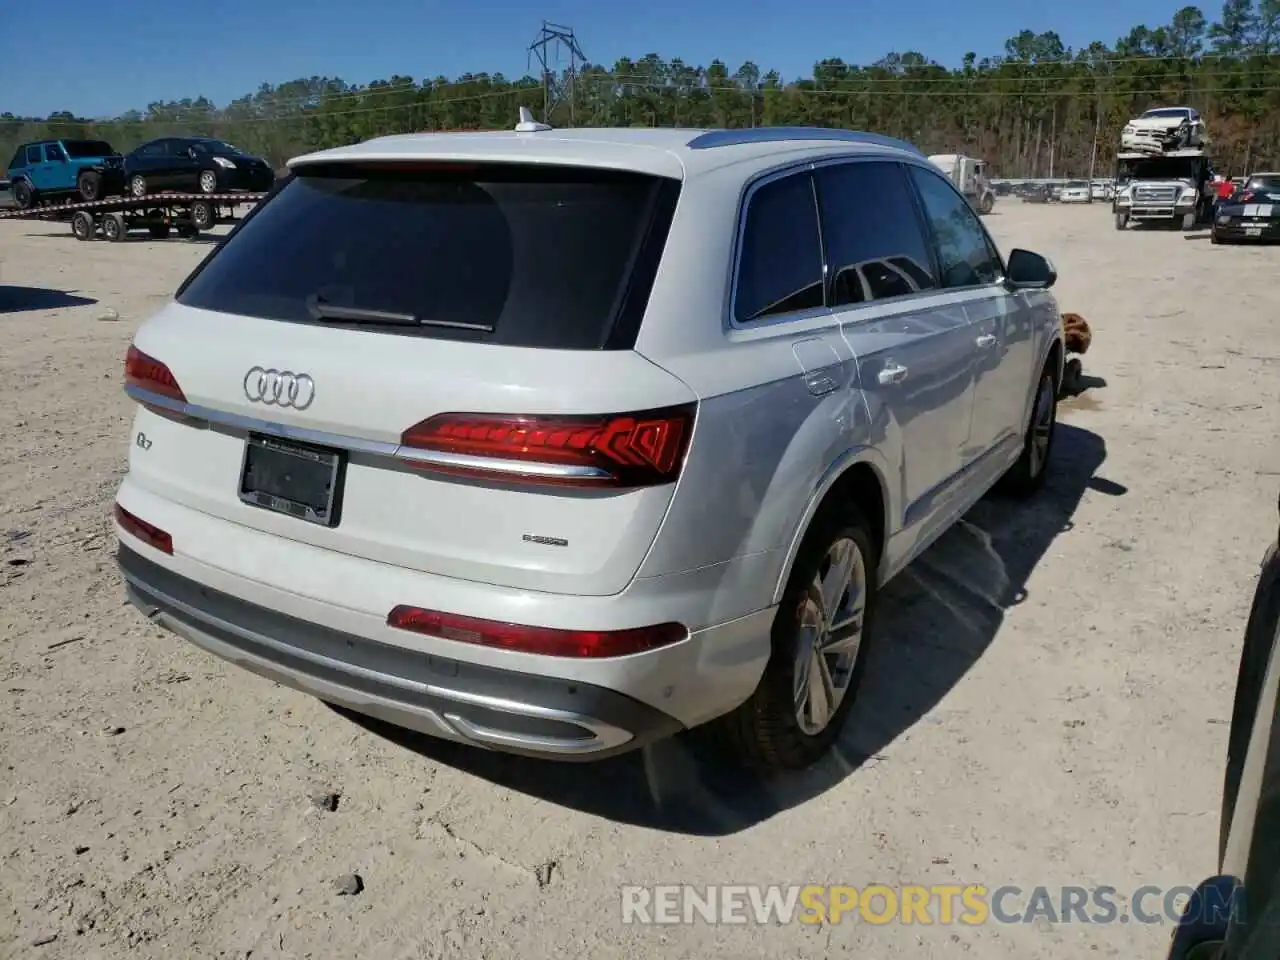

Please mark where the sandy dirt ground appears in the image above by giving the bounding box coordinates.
[0,202,1277,960]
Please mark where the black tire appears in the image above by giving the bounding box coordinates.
[189,200,215,231]
[128,174,148,198]
[978,192,994,215]
[1211,229,1223,245]
[197,169,219,194]
[148,223,171,239]
[12,179,34,209]
[71,211,95,241]
[176,224,197,239]
[77,170,101,202]
[998,367,1057,497]
[718,502,879,773]
[102,213,126,242]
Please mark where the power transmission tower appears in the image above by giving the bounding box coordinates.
[528,21,587,125]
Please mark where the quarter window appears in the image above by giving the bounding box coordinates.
[906,166,1002,288]
[814,161,938,306]
[734,172,825,323]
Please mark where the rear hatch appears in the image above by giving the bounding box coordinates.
[125,159,693,597]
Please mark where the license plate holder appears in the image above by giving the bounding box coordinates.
[238,433,345,527]
[1246,225,1263,236]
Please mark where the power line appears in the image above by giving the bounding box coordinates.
[10,80,1280,130]
[11,46,1280,123]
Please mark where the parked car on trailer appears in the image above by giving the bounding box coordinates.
[114,116,1065,772]
[5,138,124,207]
[1211,172,1280,243]
[123,137,275,197]
[1121,106,1208,154]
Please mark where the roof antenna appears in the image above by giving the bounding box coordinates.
[515,106,553,133]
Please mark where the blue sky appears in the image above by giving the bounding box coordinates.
[2,0,1187,118]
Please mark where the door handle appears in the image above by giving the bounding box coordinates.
[975,334,998,347]
[878,363,908,385]
[804,371,837,396]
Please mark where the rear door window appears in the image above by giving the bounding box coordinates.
[733,171,825,323]
[25,145,41,165]
[177,163,679,350]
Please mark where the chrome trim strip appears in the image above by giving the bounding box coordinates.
[126,384,613,480]
[395,446,613,479]
[122,568,633,754]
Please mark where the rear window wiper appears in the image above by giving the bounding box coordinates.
[305,294,494,332]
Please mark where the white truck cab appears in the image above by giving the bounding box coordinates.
[928,153,996,215]
[1113,149,1211,231]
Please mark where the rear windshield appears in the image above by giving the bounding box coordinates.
[62,140,115,158]
[177,162,678,349]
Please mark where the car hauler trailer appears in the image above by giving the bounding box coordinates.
[0,192,266,240]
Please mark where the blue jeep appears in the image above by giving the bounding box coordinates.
[6,138,126,208]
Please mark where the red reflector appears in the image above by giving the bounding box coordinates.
[125,345,187,404]
[114,503,173,555]
[387,606,687,659]
[399,406,694,487]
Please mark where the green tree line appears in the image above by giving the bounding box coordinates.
[7,0,1280,178]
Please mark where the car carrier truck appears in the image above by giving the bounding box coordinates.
[1113,149,1213,230]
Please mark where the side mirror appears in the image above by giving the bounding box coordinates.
[1005,248,1057,290]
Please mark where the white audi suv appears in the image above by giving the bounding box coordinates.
[114,115,1065,772]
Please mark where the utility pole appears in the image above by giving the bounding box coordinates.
[1087,104,1102,183]
[527,21,587,125]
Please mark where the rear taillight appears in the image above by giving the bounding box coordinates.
[125,345,187,404]
[397,405,694,487]
[387,606,687,658]
[114,503,173,555]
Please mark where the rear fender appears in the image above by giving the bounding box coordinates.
[771,445,897,604]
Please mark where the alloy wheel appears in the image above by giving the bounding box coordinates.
[793,536,867,735]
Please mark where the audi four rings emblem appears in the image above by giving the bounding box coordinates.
[243,367,316,409]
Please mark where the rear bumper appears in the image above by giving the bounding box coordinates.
[1214,220,1280,241]
[119,544,685,760]
[217,167,274,192]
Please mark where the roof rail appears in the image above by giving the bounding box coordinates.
[686,127,924,156]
